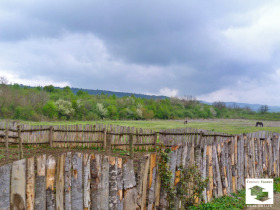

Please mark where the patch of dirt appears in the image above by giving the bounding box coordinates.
[0,145,151,166]
[246,193,280,210]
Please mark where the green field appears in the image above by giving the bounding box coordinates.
[26,118,280,135]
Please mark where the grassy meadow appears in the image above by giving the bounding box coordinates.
[26,118,280,135]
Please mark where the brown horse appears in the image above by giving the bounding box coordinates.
[184,120,188,124]
[255,121,263,127]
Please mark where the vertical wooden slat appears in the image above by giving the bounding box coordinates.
[109,156,118,210]
[147,153,157,210]
[117,157,123,210]
[5,121,9,160]
[46,156,56,210]
[202,145,207,203]
[49,126,53,148]
[206,145,213,201]
[123,159,137,210]
[136,154,150,210]
[101,155,109,210]
[273,135,279,176]
[56,154,65,210]
[35,155,46,210]
[17,124,23,159]
[84,153,91,210]
[0,163,11,210]
[233,136,238,192]
[64,152,72,210]
[27,157,35,210]
[11,159,26,209]
[72,152,83,210]
[91,154,102,209]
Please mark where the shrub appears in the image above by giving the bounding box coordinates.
[55,99,74,120]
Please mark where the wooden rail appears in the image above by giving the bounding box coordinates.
[0,122,277,161]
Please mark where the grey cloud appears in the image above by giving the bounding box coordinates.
[0,0,280,104]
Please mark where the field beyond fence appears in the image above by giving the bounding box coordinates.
[0,121,280,209]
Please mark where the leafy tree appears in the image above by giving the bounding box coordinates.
[55,99,74,119]
[43,85,56,93]
[42,101,57,119]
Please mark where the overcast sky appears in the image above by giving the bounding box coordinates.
[1,0,280,105]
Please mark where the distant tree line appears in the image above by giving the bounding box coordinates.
[0,78,278,121]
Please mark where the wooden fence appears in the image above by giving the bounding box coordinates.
[1,132,280,209]
[0,122,237,160]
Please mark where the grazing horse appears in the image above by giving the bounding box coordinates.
[255,121,264,127]
[184,120,188,124]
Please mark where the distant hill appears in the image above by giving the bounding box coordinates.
[17,84,168,99]
[201,101,280,113]
[66,87,168,99]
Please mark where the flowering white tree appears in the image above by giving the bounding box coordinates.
[96,103,107,119]
[55,99,74,119]
[136,103,143,118]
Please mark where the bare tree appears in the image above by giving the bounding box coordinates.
[213,101,226,110]
[182,95,198,108]
[0,76,8,85]
[259,105,269,114]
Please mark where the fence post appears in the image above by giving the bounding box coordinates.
[5,121,9,160]
[49,126,53,148]
[103,128,107,150]
[199,131,203,146]
[154,132,157,151]
[17,124,23,159]
[129,131,134,159]
[106,131,111,155]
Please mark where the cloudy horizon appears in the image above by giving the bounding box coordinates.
[1,0,280,105]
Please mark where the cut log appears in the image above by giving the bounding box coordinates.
[147,153,157,210]
[123,159,137,210]
[109,156,118,210]
[27,157,35,210]
[46,156,56,210]
[11,159,26,210]
[56,154,65,210]
[116,157,123,210]
[64,152,72,210]
[101,155,109,210]
[90,154,102,210]
[136,154,150,210]
[35,155,46,210]
[84,153,91,210]
[72,152,83,210]
[0,164,11,210]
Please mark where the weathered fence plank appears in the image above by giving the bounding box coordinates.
[72,152,83,210]
[0,163,11,210]
[27,157,35,210]
[123,159,137,210]
[46,156,56,210]
[84,153,91,210]
[109,156,118,210]
[136,154,150,210]
[11,159,26,209]
[56,154,65,210]
[64,152,72,209]
[35,155,46,210]
[116,157,123,210]
[101,155,110,210]
[91,154,102,210]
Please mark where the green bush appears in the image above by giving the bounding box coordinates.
[42,101,57,119]
[190,189,246,210]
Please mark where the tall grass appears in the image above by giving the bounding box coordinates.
[19,119,280,134]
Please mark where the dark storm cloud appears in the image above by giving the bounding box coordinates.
[0,0,280,104]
